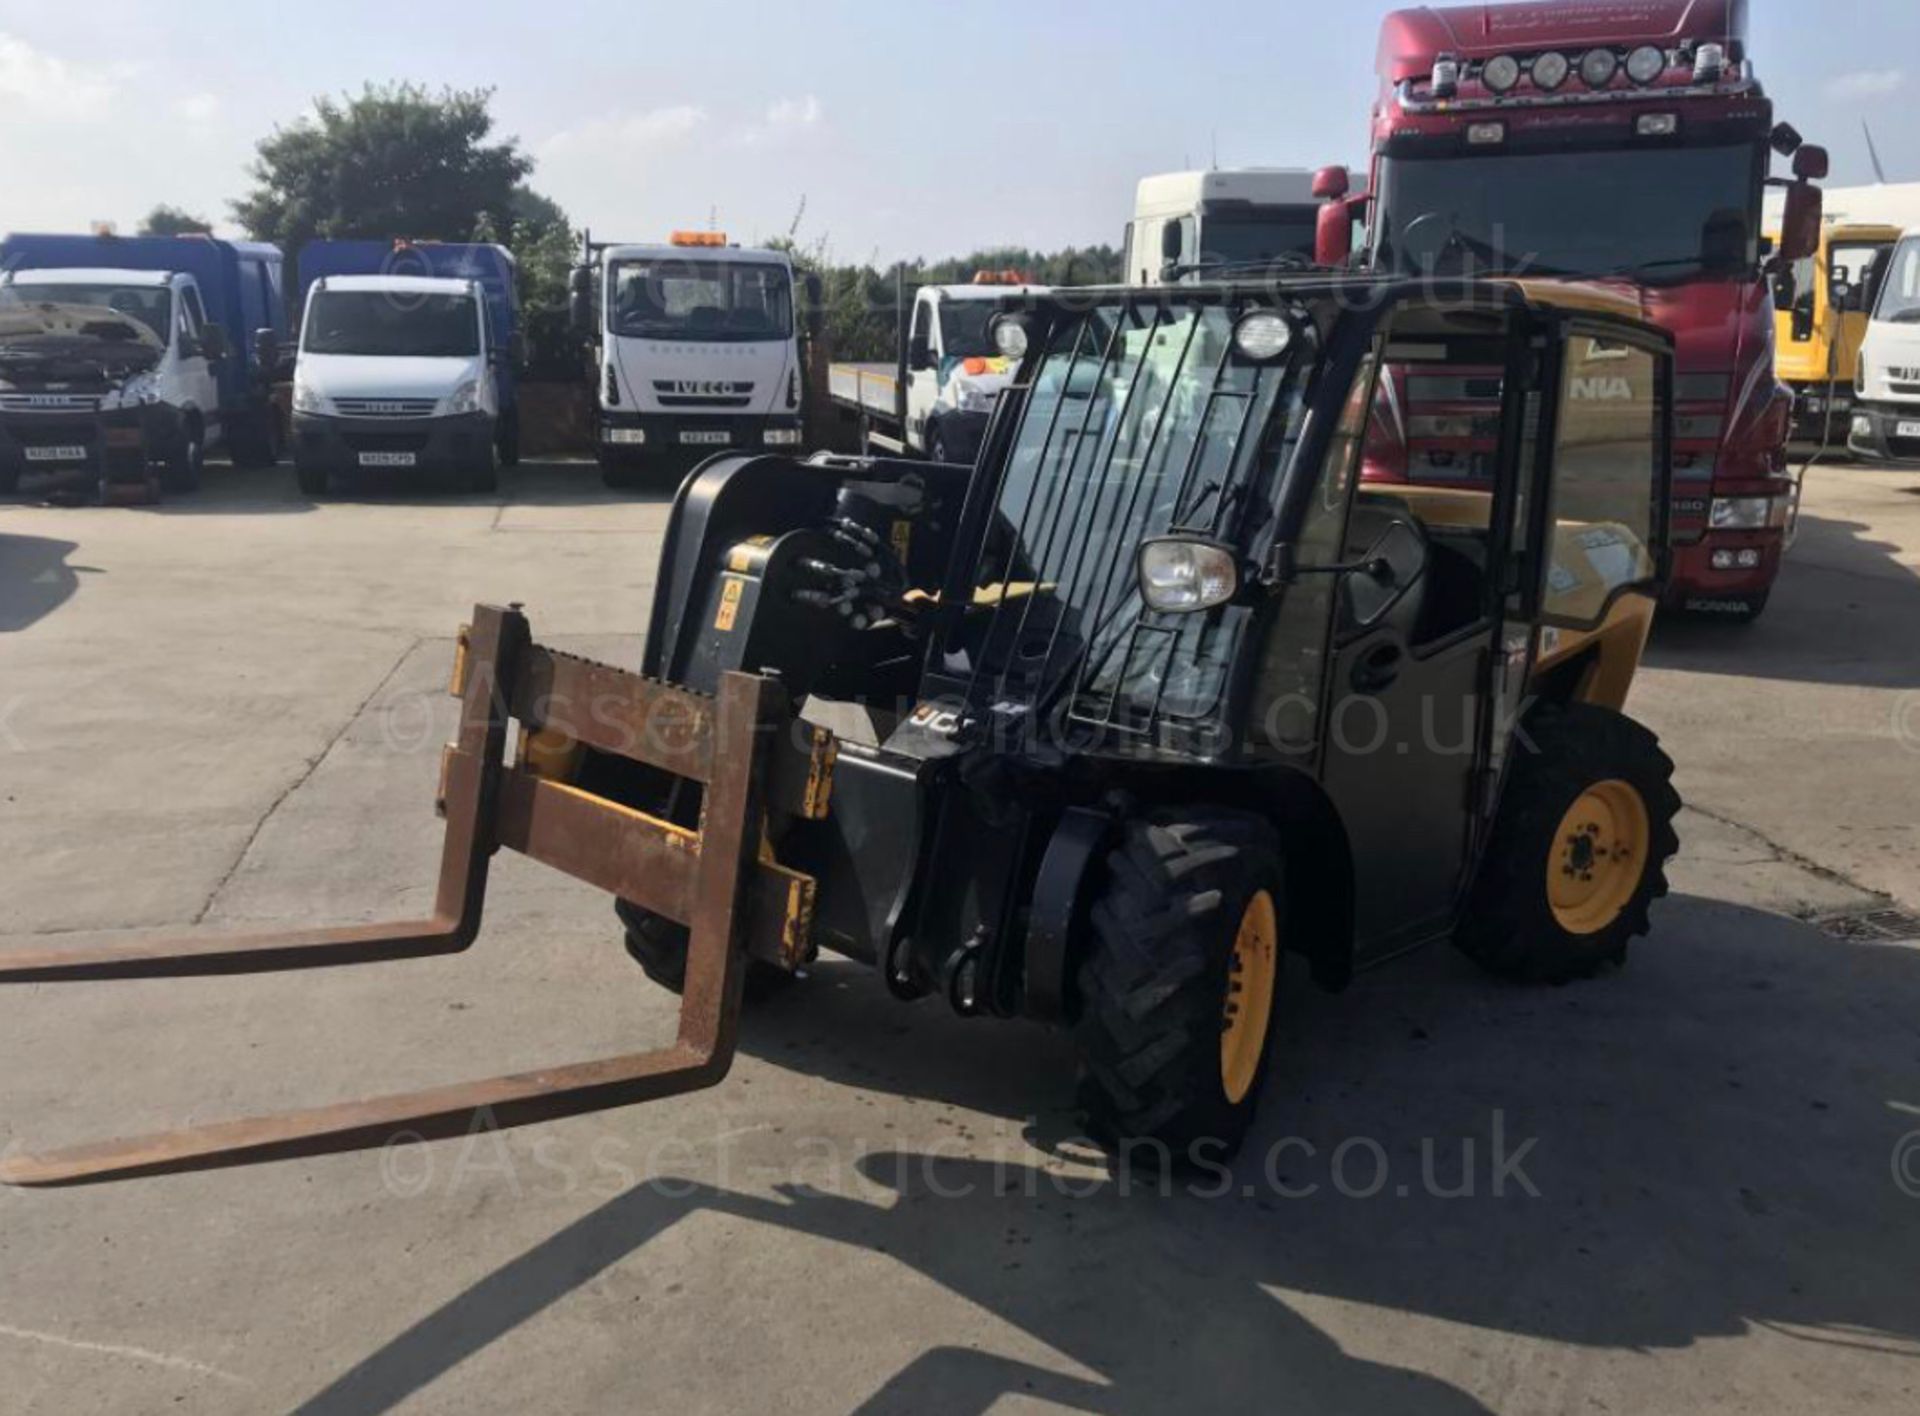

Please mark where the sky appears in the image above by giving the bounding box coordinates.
[1,1,1916,263]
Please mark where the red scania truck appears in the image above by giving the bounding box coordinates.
[1318,0,1825,620]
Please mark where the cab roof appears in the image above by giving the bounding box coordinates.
[3,267,174,287]
[1378,0,1745,77]
[311,274,476,295]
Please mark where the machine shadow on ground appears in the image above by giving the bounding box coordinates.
[0,533,90,633]
[1649,511,1920,688]
[293,898,1920,1415]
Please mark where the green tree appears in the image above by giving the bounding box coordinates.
[233,83,532,256]
[138,204,212,236]
[506,186,583,377]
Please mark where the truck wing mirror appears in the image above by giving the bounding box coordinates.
[252,327,279,369]
[1778,182,1824,264]
[1317,201,1354,269]
[1311,165,1350,201]
[907,335,932,371]
[1160,223,1183,263]
[197,322,229,362]
[1793,144,1831,182]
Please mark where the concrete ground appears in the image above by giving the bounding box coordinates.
[1,457,1917,1415]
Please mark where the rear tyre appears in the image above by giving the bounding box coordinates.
[161,422,204,494]
[1073,809,1285,1162]
[1455,702,1680,984]
[616,899,797,1004]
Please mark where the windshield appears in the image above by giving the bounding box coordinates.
[303,291,480,358]
[0,284,172,343]
[1375,143,1760,280]
[939,302,998,359]
[1874,237,1920,325]
[608,260,793,341]
[1201,209,1319,268]
[951,300,1309,731]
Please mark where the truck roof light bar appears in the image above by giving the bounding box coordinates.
[672,231,729,248]
[1481,54,1521,94]
[1579,48,1620,89]
[1394,65,1755,117]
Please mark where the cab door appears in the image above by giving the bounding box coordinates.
[1315,310,1536,957]
[175,281,223,439]
[904,292,939,451]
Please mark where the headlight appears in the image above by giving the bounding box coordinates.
[954,383,998,413]
[1853,415,1873,439]
[117,372,160,406]
[1579,47,1619,88]
[1138,537,1239,614]
[292,380,323,414]
[1232,311,1294,363]
[447,380,481,416]
[1709,496,1788,530]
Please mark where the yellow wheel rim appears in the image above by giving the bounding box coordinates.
[1548,780,1651,936]
[1221,890,1279,1105]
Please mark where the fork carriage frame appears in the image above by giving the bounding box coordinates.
[0,603,834,1187]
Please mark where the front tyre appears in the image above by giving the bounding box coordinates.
[1073,809,1285,1161]
[1455,702,1680,984]
[160,422,204,494]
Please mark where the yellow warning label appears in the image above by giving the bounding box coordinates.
[891,519,912,566]
[715,577,745,632]
[727,535,777,574]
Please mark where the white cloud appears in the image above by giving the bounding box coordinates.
[736,95,823,147]
[1825,69,1906,101]
[174,91,221,125]
[541,104,707,159]
[0,31,119,120]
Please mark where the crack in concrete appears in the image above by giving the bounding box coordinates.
[1680,803,1891,910]
[189,636,427,926]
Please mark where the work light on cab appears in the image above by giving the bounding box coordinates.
[990,314,1030,362]
[1232,311,1294,363]
[1580,48,1619,88]
[1481,54,1521,94]
[1626,45,1667,86]
[1138,537,1239,615]
[1530,51,1570,91]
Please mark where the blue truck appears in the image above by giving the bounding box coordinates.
[291,241,519,494]
[0,233,290,498]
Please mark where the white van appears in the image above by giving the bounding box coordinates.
[0,267,229,495]
[1849,231,1920,462]
[291,275,502,495]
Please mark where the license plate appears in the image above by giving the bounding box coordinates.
[24,445,87,463]
[358,451,417,467]
[1898,422,1920,439]
[680,431,731,446]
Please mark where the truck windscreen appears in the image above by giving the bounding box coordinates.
[304,292,480,358]
[1375,144,1760,281]
[1874,238,1920,325]
[608,261,793,342]
[940,302,999,359]
[1202,210,1319,266]
[0,285,172,343]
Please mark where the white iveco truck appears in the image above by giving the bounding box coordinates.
[571,231,810,486]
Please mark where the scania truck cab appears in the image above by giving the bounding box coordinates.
[1774,222,1900,445]
[1125,169,1343,285]
[0,233,287,501]
[1322,0,1825,621]
[1849,231,1920,463]
[572,232,805,487]
[290,242,519,497]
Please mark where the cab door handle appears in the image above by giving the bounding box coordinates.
[1351,642,1404,694]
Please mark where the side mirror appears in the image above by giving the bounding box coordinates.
[1311,165,1350,201]
[567,266,593,335]
[1343,520,1428,629]
[197,323,229,362]
[1793,144,1831,182]
[1160,223,1182,264]
[251,327,279,370]
[1317,200,1354,268]
[1830,278,1855,311]
[1778,182,1824,264]
[907,335,932,371]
